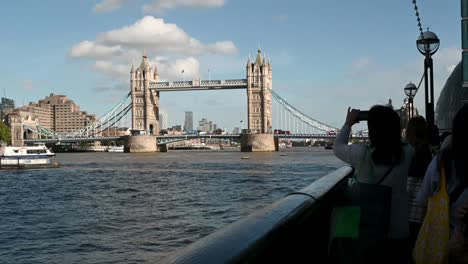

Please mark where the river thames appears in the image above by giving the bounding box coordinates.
[0,147,345,263]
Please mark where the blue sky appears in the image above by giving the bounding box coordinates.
[0,0,462,130]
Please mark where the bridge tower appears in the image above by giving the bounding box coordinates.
[126,54,160,152]
[242,49,276,151]
[246,49,272,133]
[131,54,160,135]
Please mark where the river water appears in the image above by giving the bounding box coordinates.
[0,147,345,263]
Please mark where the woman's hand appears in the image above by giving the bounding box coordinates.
[345,107,360,127]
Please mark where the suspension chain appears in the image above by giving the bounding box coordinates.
[412,0,424,37]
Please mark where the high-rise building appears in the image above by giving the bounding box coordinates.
[16,93,96,133]
[197,118,218,132]
[0,97,15,122]
[159,112,168,130]
[184,111,193,132]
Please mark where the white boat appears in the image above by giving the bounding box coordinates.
[279,142,293,148]
[107,145,124,152]
[0,143,56,168]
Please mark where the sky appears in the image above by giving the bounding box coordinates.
[0,0,462,131]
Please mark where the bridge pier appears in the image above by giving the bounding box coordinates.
[159,144,168,152]
[125,135,158,153]
[240,133,276,152]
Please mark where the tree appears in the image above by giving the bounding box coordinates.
[0,120,11,145]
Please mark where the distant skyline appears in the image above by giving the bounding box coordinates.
[0,1,462,131]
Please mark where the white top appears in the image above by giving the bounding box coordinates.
[334,124,414,238]
[416,157,468,231]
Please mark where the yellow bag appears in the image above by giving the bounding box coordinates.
[413,165,450,264]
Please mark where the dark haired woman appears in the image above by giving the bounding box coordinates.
[405,116,432,249]
[417,104,468,262]
[334,105,414,262]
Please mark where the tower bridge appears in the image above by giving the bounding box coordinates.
[127,49,275,152]
[18,48,342,152]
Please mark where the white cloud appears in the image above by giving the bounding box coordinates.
[171,57,200,79]
[22,80,34,91]
[352,57,371,70]
[93,0,225,14]
[432,46,461,74]
[70,41,124,59]
[94,0,128,13]
[142,0,224,14]
[145,56,200,80]
[446,64,457,73]
[69,16,237,91]
[93,83,128,93]
[207,41,238,56]
[93,61,129,80]
[96,16,237,56]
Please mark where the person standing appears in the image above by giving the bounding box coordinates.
[334,105,414,262]
[417,104,468,262]
[405,116,432,249]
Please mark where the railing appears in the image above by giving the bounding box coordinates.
[159,166,353,264]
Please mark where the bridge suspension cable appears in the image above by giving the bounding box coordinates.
[270,89,339,133]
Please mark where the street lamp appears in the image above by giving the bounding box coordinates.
[404,82,418,119]
[416,30,440,128]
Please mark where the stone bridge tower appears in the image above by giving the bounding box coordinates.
[8,114,38,147]
[131,55,160,135]
[246,49,272,134]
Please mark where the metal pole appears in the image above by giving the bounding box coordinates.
[424,54,430,126]
[428,55,435,127]
[409,97,413,119]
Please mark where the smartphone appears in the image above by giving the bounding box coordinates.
[357,110,369,121]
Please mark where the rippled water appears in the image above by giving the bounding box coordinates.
[0,147,344,263]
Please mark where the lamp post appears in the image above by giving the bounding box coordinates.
[416,30,440,127]
[404,82,418,120]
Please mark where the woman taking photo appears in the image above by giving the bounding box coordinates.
[333,105,414,263]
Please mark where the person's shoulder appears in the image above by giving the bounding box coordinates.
[402,142,415,157]
[425,156,439,177]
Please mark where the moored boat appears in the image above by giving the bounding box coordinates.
[107,145,124,152]
[324,142,333,149]
[0,143,57,169]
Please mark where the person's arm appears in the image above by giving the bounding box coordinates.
[333,108,365,167]
[416,157,438,206]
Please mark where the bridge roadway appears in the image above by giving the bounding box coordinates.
[149,79,248,92]
[24,136,125,144]
[24,134,367,144]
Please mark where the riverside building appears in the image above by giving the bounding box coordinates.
[16,93,96,133]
